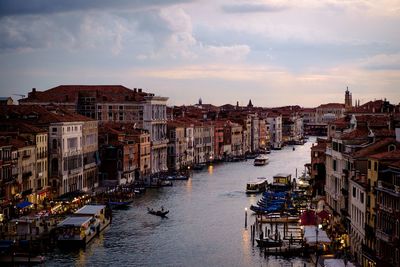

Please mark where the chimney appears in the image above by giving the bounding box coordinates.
[32,88,36,93]
[396,127,400,142]
[133,88,137,93]
[138,88,142,93]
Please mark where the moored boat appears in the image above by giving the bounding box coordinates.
[255,236,283,247]
[57,205,111,248]
[246,178,268,194]
[269,173,292,192]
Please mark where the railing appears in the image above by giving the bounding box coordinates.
[362,243,376,258]
[376,229,392,243]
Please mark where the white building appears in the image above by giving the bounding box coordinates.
[349,176,367,264]
[142,95,169,174]
[266,113,282,149]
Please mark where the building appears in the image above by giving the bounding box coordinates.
[266,113,282,149]
[98,124,140,186]
[310,138,327,196]
[167,122,187,171]
[223,121,243,157]
[0,122,50,203]
[0,105,99,197]
[367,149,400,267]
[20,85,169,175]
[345,87,353,110]
[0,97,14,106]
[142,95,168,174]
[316,103,346,124]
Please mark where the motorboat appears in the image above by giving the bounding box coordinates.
[254,155,269,166]
[246,178,268,194]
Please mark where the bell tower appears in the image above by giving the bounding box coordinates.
[345,86,352,109]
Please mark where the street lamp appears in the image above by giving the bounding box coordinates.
[244,207,248,229]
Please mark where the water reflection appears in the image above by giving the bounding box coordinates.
[46,138,315,267]
[208,165,214,175]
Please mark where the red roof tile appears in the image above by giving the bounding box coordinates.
[20,85,148,104]
[369,149,400,160]
[352,138,399,158]
[317,103,345,109]
[0,104,94,124]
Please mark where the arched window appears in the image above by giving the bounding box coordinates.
[388,144,396,152]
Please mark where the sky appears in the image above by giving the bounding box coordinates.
[0,0,399,107]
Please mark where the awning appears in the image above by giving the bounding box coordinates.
[16,201,33,209]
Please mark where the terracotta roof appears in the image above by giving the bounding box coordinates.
[0,121,46,134]
[371,128,395,138]
[340,127,369,140]
[20,85,148,104]
[317,103,345,109]
[352,138,399,158]
[301,108,316,113]
[388,160,400,169]
[311,142,327,152]
[100,122,148,136]
[350,100,394,114]
[369,149,400,160]
[0,104,93,124]
[0,135,33,149]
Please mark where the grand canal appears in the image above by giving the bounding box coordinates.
[46,138,315,267]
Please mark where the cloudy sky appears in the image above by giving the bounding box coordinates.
[0,0,399,107]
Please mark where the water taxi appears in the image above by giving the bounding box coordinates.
[246,178,268,194]
[269,173,292,192]
[254,155,269,166]
[57,205,111,247]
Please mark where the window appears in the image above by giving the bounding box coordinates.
[368,160,371,170]
[52,127,57,133]
[353,187,356,198]
[360,192,364,204]
[374,162,378,171]
[333,159,337,171]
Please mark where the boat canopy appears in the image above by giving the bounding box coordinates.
[58,216,92,227]
[75,205,106,216]
[303,226,331,244]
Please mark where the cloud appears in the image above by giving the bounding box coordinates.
[0,0,192,17]
[205,45,250,61]
[361,53,400,71]
[221,3,288,13]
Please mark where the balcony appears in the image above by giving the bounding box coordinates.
[84,162,97,170]
[362,243,376,259]
[376,228,393,243]
[69,168,81,175]
[377,181,400,197]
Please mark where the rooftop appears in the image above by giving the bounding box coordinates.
[20,85,149,104]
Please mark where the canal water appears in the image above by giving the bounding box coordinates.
[46,138,315,267]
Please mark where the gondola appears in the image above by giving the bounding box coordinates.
[108,200,133,210]
[147,207,169,217]
[255,237,283,247]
